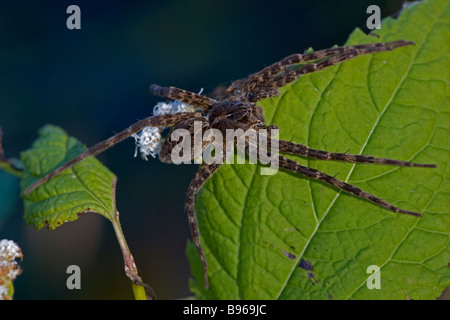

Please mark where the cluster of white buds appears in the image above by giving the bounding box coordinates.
[132,100,197,160]
[0,239,23,300]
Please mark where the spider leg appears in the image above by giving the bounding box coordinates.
[250,40,413,83]
[233,40,414,101]
[277,155,422,217]
[278,140,437,168]
[185,162,223,289]
[244,134,423,216]
[269,40,413,92]
[24,112,200,195]
[149,84,217,109]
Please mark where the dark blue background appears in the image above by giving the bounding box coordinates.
[0,0,404,299]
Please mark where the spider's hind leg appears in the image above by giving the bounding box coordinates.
[278,140,437,168]
[247,136,424,217]
[277,155,422,217]
[185,162,223,289]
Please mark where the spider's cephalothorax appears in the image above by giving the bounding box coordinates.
[155,101,266,164]
[24,40,437,290]
[207,101,266,131]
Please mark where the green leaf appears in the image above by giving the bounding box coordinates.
[20,125,152,300]
[189,0,450,299]
[20,125,117,229]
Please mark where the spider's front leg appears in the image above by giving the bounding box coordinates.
[185,162,223,289]
[24,112,200,195]
[149,84,217,110]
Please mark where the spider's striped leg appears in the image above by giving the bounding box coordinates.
[24,112,200,195]
[185,162,223,289]
[258,40,414,80]
[149,84,217,110]
[248,40,414,101]
[248,138,422,217]
[270,40,414,90]
[278,140,437,168]
[277,155,422,217]
[245,137,422,216]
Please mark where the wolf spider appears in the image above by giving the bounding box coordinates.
[24,40,436,289]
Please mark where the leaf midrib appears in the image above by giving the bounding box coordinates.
[342,4,446,299]
[61,136,112,218]
[272,65,340,299]
[237,165,260,299]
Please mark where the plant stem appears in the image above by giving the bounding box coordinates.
[0,126,23,177]
[111,210,155,300]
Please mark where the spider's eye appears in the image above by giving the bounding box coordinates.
[248,93,255,100]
